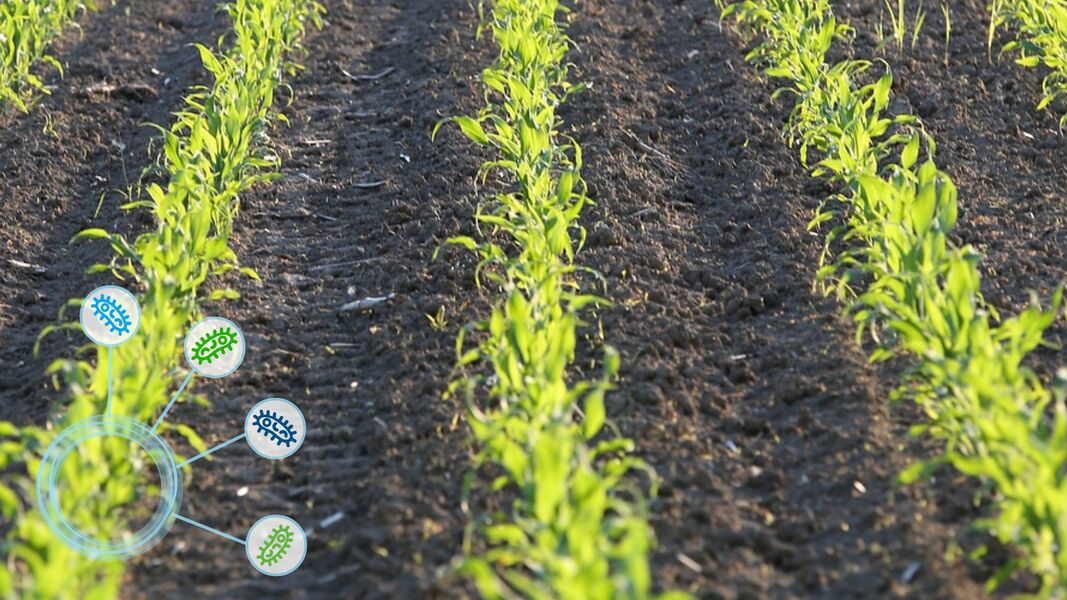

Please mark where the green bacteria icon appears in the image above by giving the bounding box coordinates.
[190,326,239,365]
[256,524,294,567]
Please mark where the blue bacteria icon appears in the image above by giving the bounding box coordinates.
[91,294,132,336]
[252,410,299,448]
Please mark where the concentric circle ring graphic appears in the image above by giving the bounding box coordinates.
[35,415,182,559]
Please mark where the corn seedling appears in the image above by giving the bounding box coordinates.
[0,0,322,597]
[722,0,1067,595]
[435,1,687,598]
[989,0,1067,125]
[881,0,926,51]
[0,0,93,112]
[942,2,951,67]
[426,306,449,332]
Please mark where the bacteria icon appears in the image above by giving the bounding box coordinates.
[255,524,294,567]
[91,294,132,336]
[190,327,238,365]
[245,398,305,460]
[252,410,299,448]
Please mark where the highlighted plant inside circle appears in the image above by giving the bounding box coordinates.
[54,436,162,543]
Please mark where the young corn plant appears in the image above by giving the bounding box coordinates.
[436,1,688,598]
[722,0,1067,595]
[0,0,322,597]
[941,2,951,67]
[0,0,93,112]
[881,0,926,50]
[989,0,1067,125]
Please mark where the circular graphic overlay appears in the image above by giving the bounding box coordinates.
[79,285,141,347]
[244,398,305,460]
[36,415,182,559]
[246,514,307,576]
[184,317,246,378]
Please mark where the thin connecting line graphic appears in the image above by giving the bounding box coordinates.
[176,433,246,469]
[106,347,113,417]
[174,513,246,545]
[151,371,195,433]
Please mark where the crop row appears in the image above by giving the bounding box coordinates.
[990,0,1067,125]
[721,0,1067,595]
[0,0,90,111]
[0,0,322,597]
[435,1,687,598]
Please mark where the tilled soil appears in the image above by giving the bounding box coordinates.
[128,0,487,597]
[564,1,985,597]
[0,0,225,424]
[834,0,1067,390]
[2,0,1065,598]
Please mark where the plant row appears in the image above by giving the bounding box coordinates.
[0,0,322,597]
[721,0,1067,595]
[435,1,687,598]
[0,0,91,111]
[990,0,1067,125]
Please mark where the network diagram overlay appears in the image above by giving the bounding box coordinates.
[35,285,309,576]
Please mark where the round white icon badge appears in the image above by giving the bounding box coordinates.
[184,317,246,378]
[244,398,305,460]
[246,515,307,576]
[80,285,141,347]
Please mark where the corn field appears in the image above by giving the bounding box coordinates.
[2,0,1067,597]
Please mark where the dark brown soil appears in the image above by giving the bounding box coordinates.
[833,0,1067,384]
[127,0,487,597]
[2,0,1065,598]
[0,0,225,424]
[564,2,985,598]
